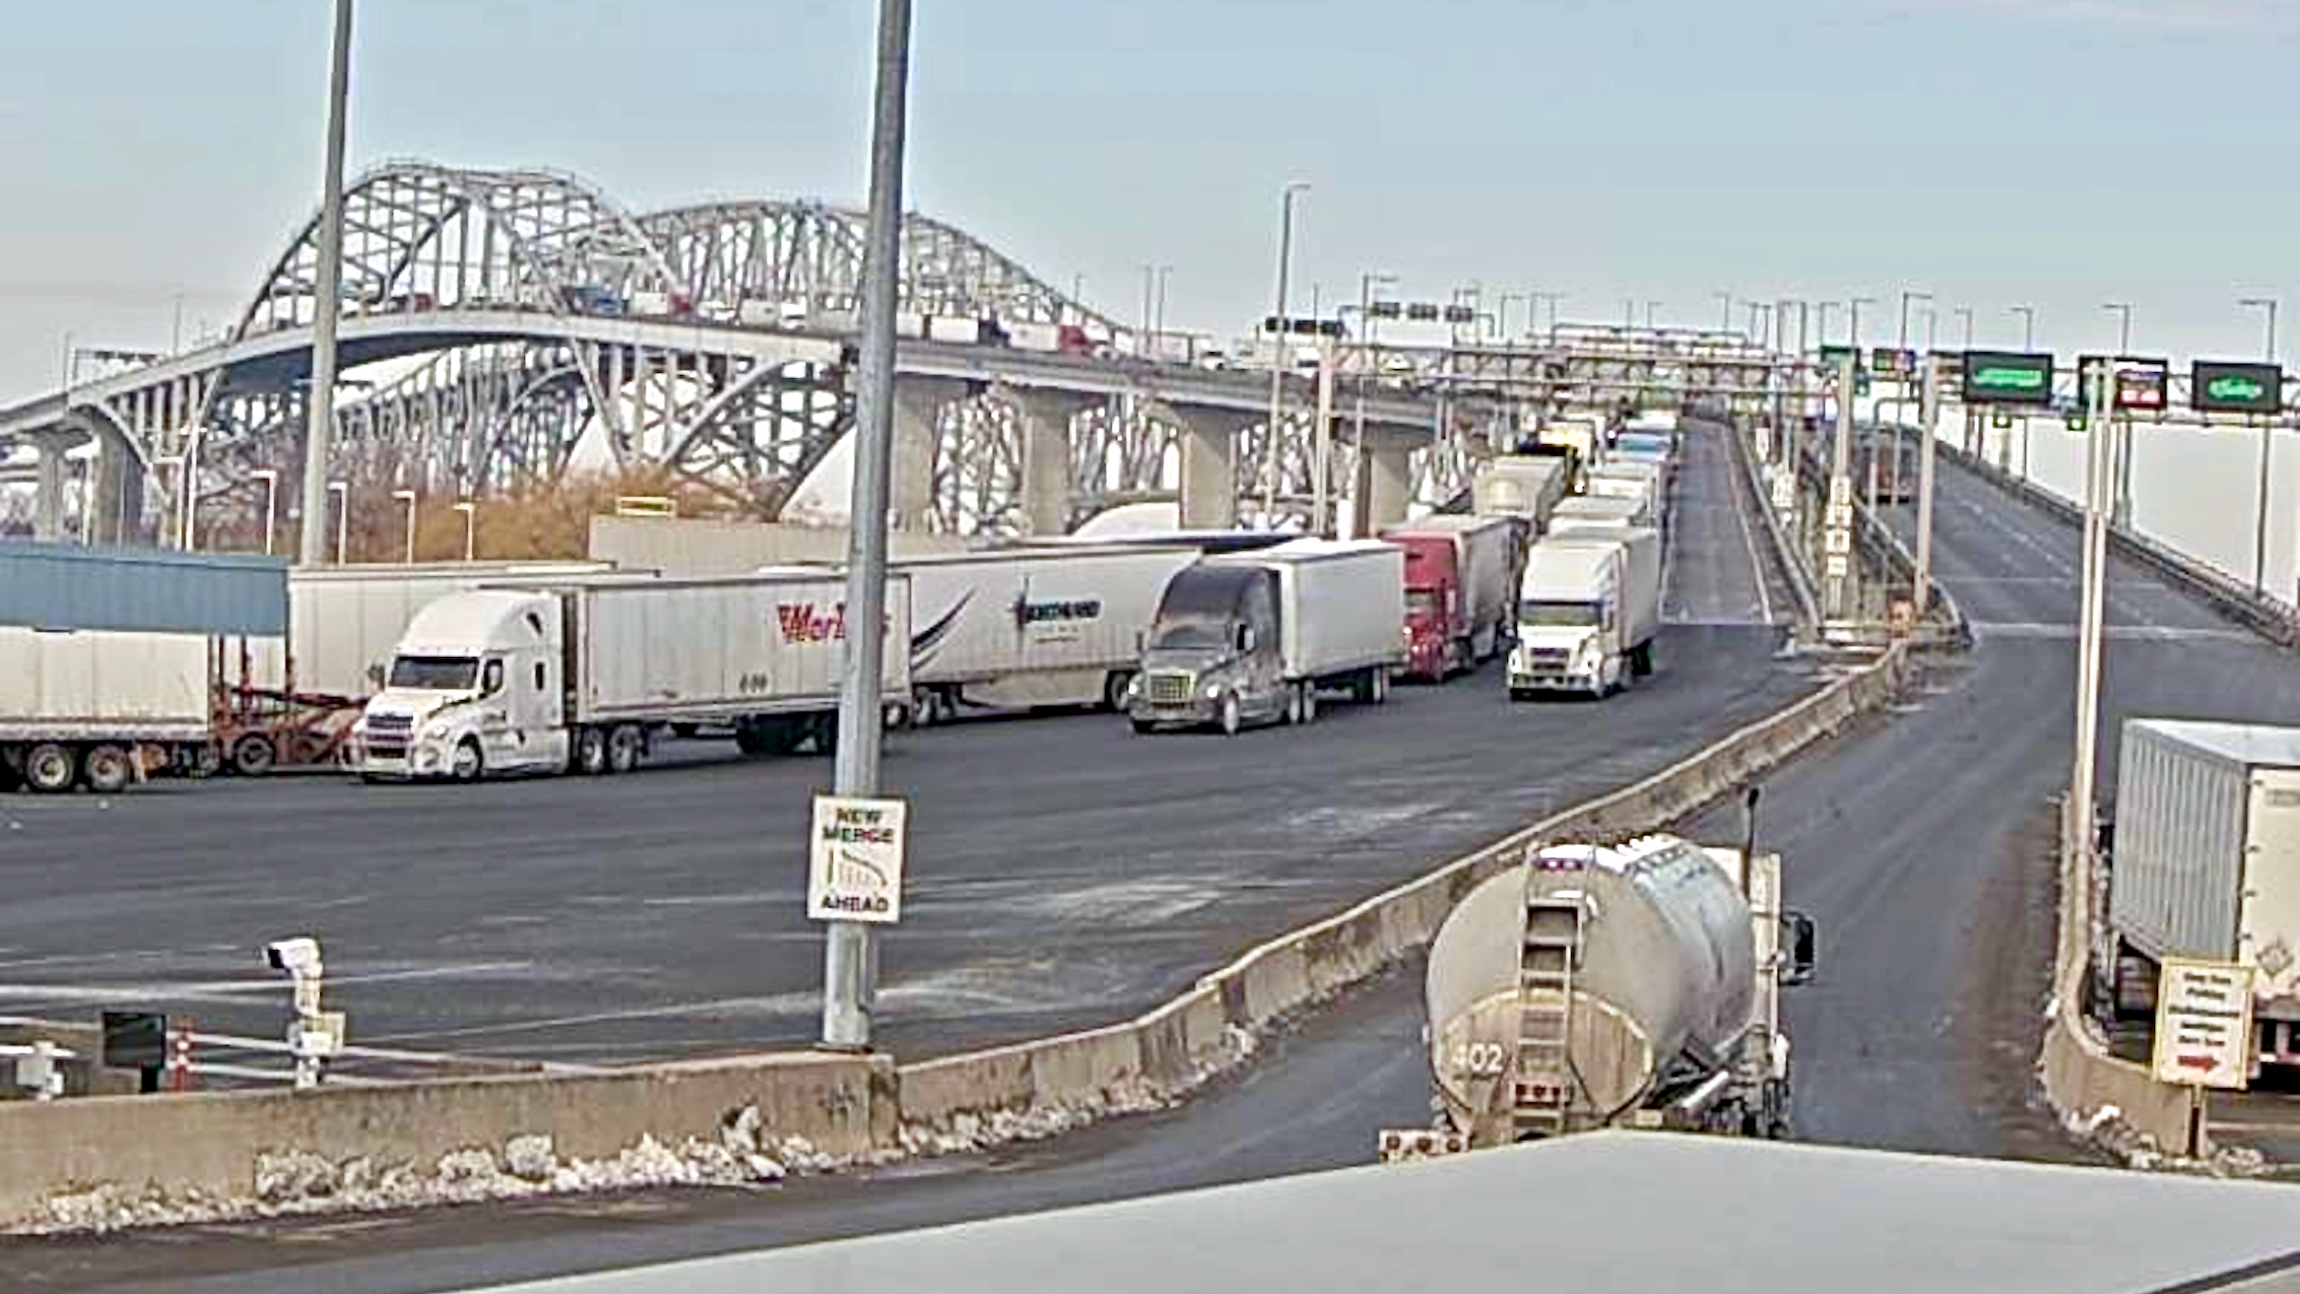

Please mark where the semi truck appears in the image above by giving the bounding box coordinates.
[1379,832,1816,1161]
[2103,718,2300,1070]
[1587,460,1666,527]
[1470,455,1569,534]
[1378,516,1530,682]
[1546,494,1647,535]
[1127,538,1404,736]
[0,628,218,793]
[356,571,912,781]
[1508,529,1662,699]
[891,544,1199,724]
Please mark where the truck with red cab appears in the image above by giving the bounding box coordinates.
[1378,514,1530,681]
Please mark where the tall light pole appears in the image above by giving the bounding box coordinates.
[1715,291,1733,333]
[2070,358,2117,929]
[392,488,417,563]
[453,500,477,562]
[1499,293,1526,339]
[251,469,280,557]
[2101,303,2136,528]
[1817,302,1841,345]
[327,480,348,564]
[1849,296,1876,350]
[2010,304,2035,350]
[1262,181,1310,520]
[298,0,355,568]
[1152,264,1172,356]
[2102,301,2133,354]
[1954,306,1975,350]
[1531,291,1565,340]
[1137,264,1155,358]
[1897,290,1932,357]
[1646,300,1662,330]
[2242,296,2280,596]
[822,0,914,1053]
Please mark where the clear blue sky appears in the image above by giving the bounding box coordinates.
[4,0,2300,400]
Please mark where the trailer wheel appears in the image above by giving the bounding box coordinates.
[23,744,78,794]
[81,744,134,795]
[733,720,772,757]
[576,728,610,775]
[607,724,645,774]
[1372,667,1391,704]
[230,734,277,777]
[1299,683,1318,724]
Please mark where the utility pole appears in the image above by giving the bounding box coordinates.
[2101,303,2135,528]
[298,0,355,568]
[2242,296,2280,596]
[821,0,914,1053]
[1262,182,1309,521]
[2070,358,2117,914]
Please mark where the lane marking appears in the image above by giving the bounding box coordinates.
[1719,431,1777,625]
[1965,621,2260,643]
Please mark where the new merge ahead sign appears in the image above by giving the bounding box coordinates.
[2151,957,2254,1090]
[1960,350,2054,406]
[808,795,908,924]
[2192,361,2284,416]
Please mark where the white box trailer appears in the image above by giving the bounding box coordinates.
[1471,456,1568,532]
[356,571,912,781]
[2108,718,2300,1068]
[1548,495,1647,533]
[1587,462,1665,528]
[0,627,215,793]
[1248,538,1406,687]
[895,544,1199,723]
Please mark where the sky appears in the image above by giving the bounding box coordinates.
[6,0,2300,572]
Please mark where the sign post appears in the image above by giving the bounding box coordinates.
[2151,957,2254,1158]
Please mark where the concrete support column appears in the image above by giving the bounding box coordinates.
[1361,443,1414,533]
[89,437,145,546]
[1173,405,1246,530]
[1010,389,1095,537]
[888,376,968,532]
[30,431,76,541]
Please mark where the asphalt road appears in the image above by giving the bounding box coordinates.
[23,445,2298,1294]
[0,425,1809,1072]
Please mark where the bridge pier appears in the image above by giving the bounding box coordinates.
[1357,443,1414,534]
[1172,406,1246,530]
[89,438,146,546]
[29,431,76,542]
[1011,389,1097,537]
[889,377,970,532]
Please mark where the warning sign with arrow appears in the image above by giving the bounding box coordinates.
[2151,957,2254,1091]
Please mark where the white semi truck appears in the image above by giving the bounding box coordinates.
[2104,718,2300,1070]
[892,544,1200,724]
[1127,538,1404,735]
[0,628,217,793]
[1587,460,1666,529]
[356,571,912,781]
[1508,529,1663,698]
[1380,832,1816,1161]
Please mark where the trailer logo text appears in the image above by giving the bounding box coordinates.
[776,602,894,646]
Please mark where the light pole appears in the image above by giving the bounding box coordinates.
[2102,302,2133,354]
[2242,296,2280,596]
[327,480,348,564]
[1849,296,1876,351]
[1137,264,1155,358]
[1715,291,1733,333]
[392,488,417,563]
[251,469,280,557]
[1817,302,1841,345]
[822,0,913,1053]
[1531,291,1565,341]
[2070,358,2117,930]
[1499,293,1526,339]
[2010,304,2035,350]
[1647,301,1662,330]
[1954,306,1975,350]
[298,0,355,567]
[1262,180,1310,520]
[1897,290,1932,357]
[453,500,477,562]
[2101,303,2136,528]
[1152,264,1172,356]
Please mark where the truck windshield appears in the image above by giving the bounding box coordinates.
[1519,600,1598,627]
[1149,621,1227,652]
[387,655,480,690]
[1406,590,1441,616]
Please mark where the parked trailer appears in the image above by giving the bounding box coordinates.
[1546,494,1646,535]
[1128,538,1405,735]
[356,571,912,781]
[885,544,1200,724]
[2104,718,2300,1070]
[1470,455,1569,534]
[0,628,216,793]
[1379,833,1815,1161]
[1378,515,1531,681]
[1508,528,1662,699]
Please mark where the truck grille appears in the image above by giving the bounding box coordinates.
[1145,671,1194,705]
[364,712,412,759]
[1523,648,1571,666]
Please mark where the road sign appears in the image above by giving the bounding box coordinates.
[2192,360,2283,415]
[808,795,909,924]
[1818,345,1856,370]
[2078,355,2169,413]
[1961,351,2054,406]
[2151,957,2253,1090]
[1823,553,1850,578]
[1824,528,1851,556]
[1870,347,1916,376]
[1826,500,1852,527]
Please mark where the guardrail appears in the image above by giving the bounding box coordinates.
[1726,417,1822,634]
[1937,440,2300,650]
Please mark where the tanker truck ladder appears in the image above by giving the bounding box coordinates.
[1514,897,1585,1140]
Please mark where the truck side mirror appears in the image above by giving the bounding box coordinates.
[1781,911,1817,986]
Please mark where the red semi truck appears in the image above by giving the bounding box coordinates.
[1378,515,1530,681]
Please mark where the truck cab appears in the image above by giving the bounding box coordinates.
[1127,564,1284,736]
[1393,534,1462,681]
[357,591,568,781]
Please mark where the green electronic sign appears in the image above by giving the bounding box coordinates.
[1818,345,1857,371]
[2191,360,2283,415]
[1961,350,2054,406]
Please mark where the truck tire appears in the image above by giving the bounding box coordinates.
[23,743,77,794]
[1102,671,1135,713]
[576,727,610,775]
[1372,667,1391,704]
[81,744,134,795]
[230,733,278,777]
[607,724,645,774]
[450,738,484,783]
[1218,693,1242,738]
[1300,683,1318,724]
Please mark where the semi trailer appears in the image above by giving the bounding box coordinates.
[1469,455,1569,533]
[1379,832,1815,1161]
[1127,538,1404,735]
[0,628,218,793]
[356,571,912,781]
[1508,529,1663,698]
[1378,516,1530,681]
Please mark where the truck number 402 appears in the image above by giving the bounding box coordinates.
[1452,1041,1507,1076]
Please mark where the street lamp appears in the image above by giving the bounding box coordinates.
[392,488,417,563]
[1714,291,1733,333]
[1953,306,1975,350]
[327,480,349,564]
[1849,296,1877,350]
[2102,302,2133,354]
[2010,305,2036,350]
[1817,302,1842,345]
[2241,296,2281,596]
[452,500,477,562]
[251,469,281,557]
[1531,291,1565,341]
[1898,290,1933,355]
[1646,301,1662,330]
[298,0,355,568]
[1262,180,1311,519]
[1153,265,1173,354]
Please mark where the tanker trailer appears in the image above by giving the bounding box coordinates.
[1379,833,1816,1162]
